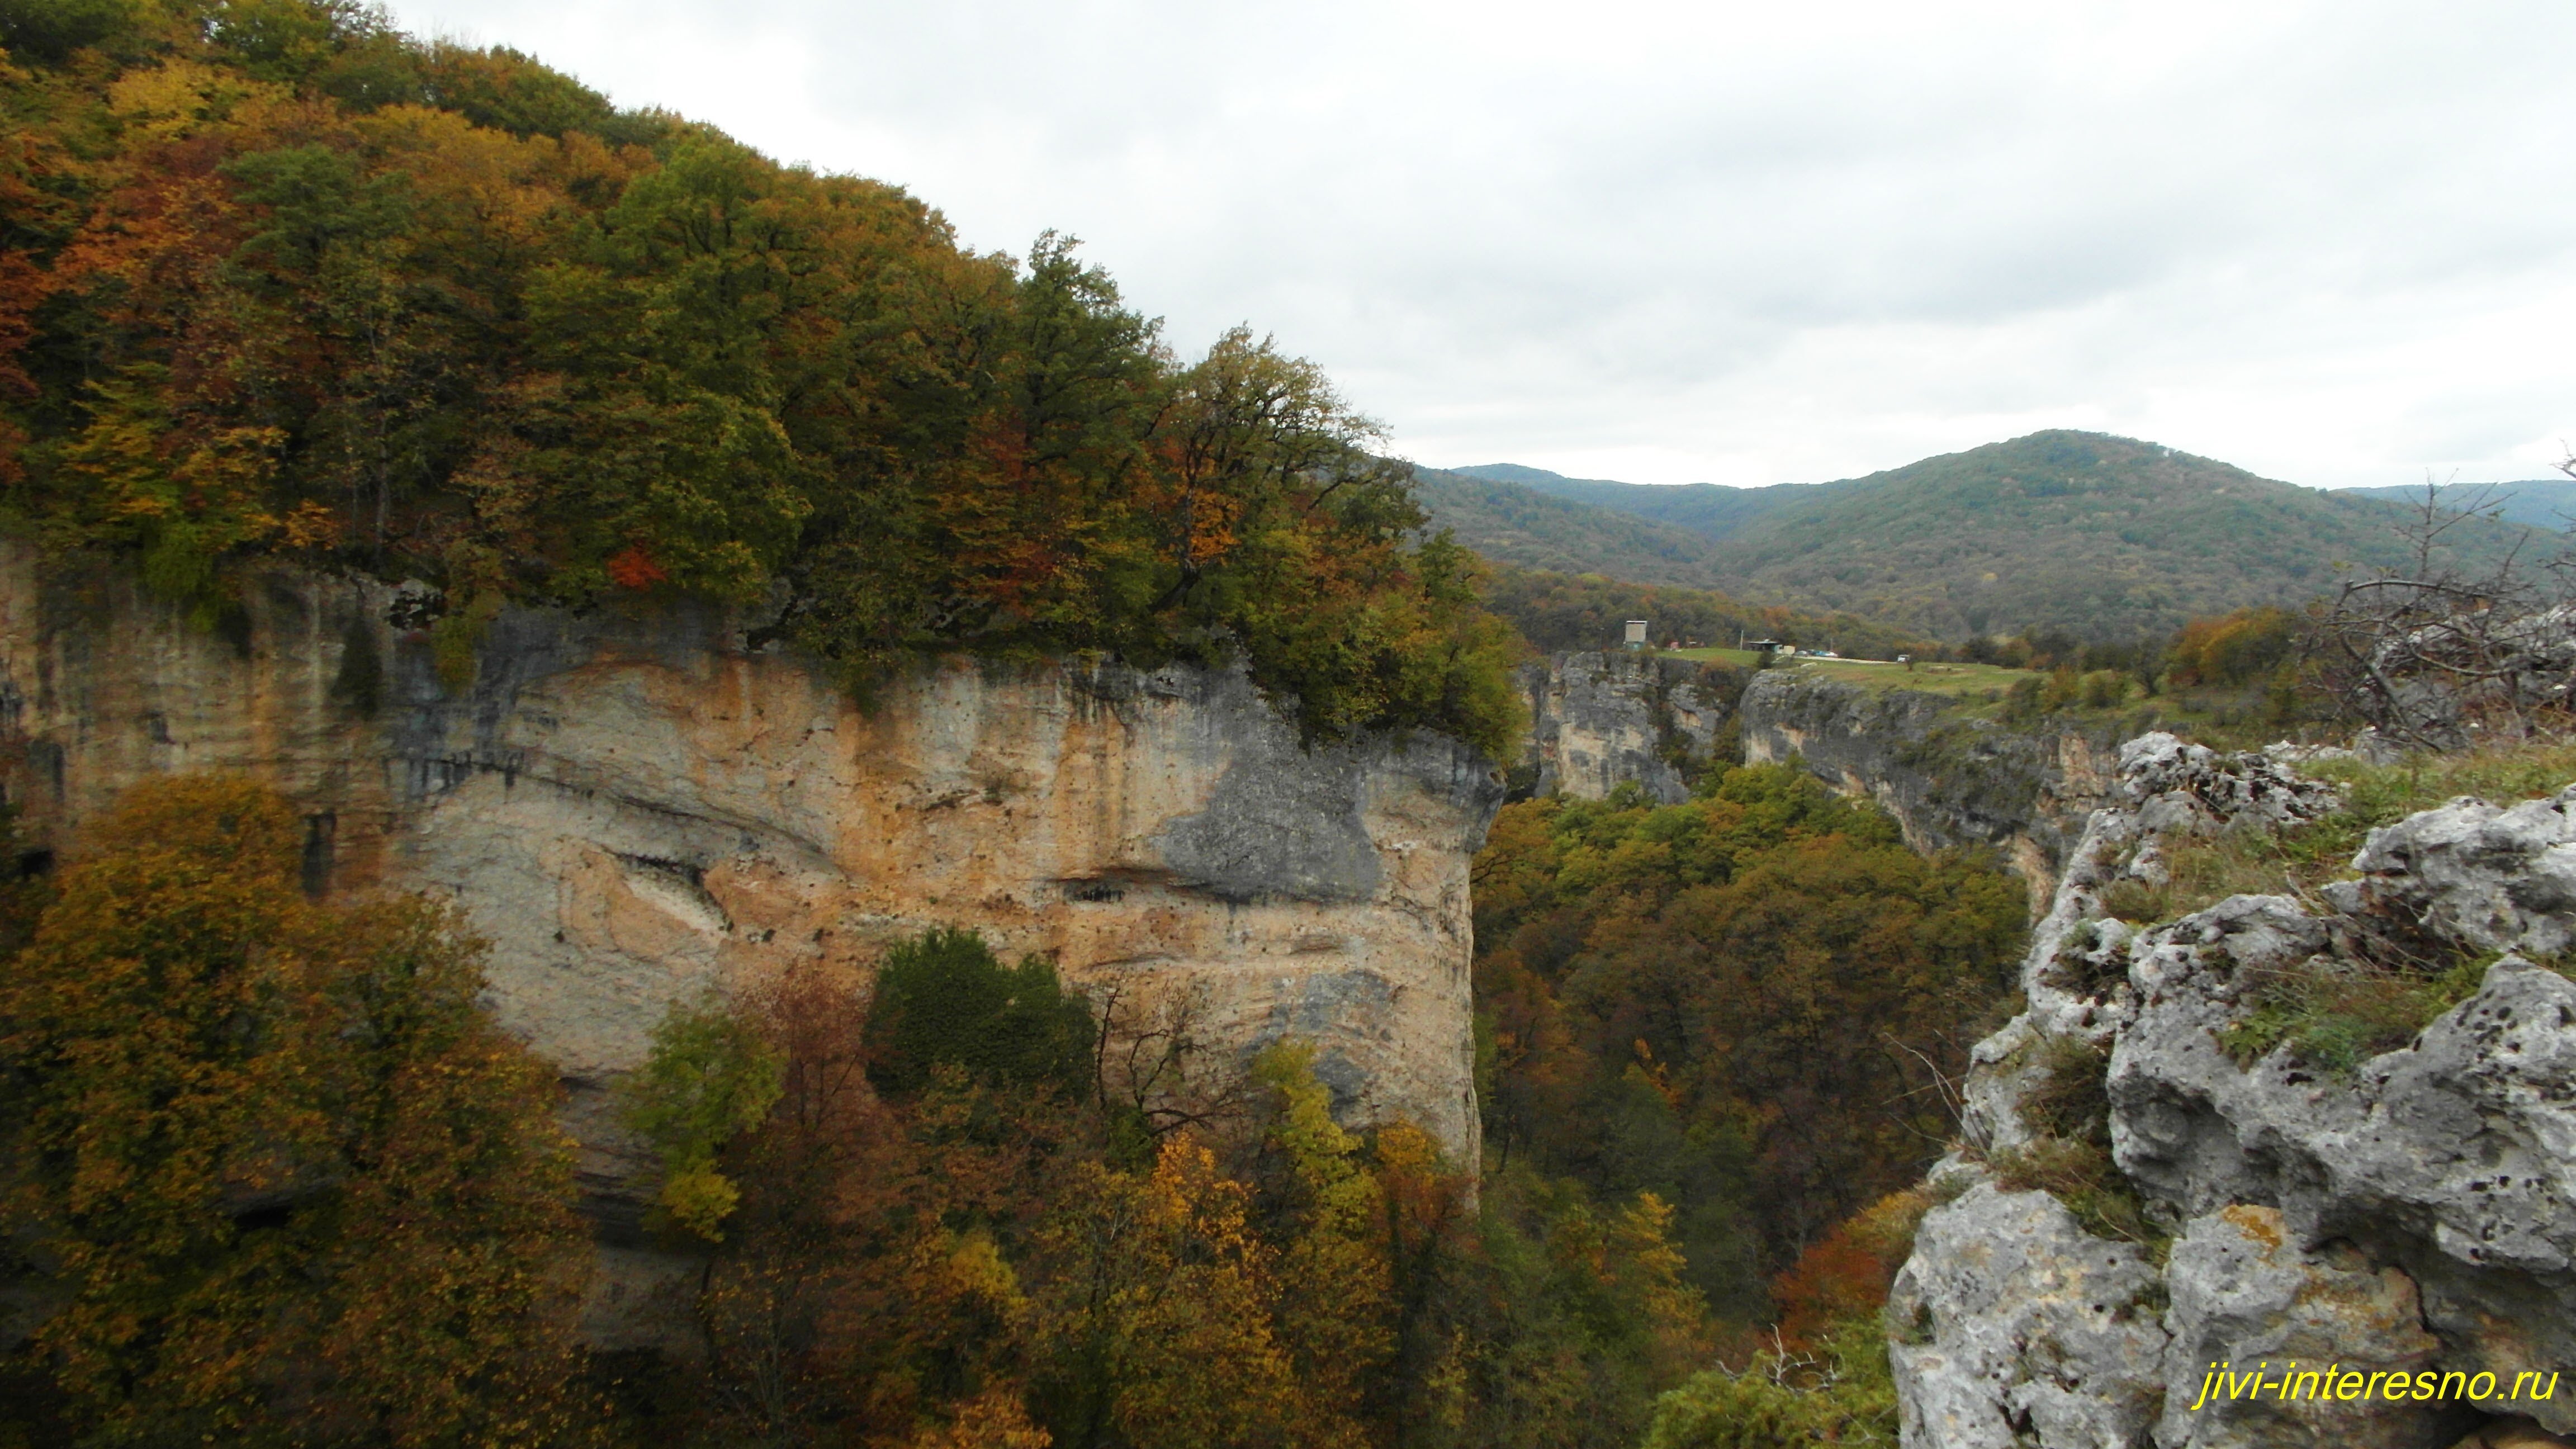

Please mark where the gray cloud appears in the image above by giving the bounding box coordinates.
[395,0,2576,489]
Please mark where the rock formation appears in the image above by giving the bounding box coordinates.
[1891,733,2576,1448]
[1739,669,2127,910]
[0,549,1504,1337]
[1514,651,1736,803]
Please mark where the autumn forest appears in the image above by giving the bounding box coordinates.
[0,5,2034,1447]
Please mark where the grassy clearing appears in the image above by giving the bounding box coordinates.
[1791,658,2034,698]
[1657,646,1768,668]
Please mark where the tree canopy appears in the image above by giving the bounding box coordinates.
[0,0,1519,754]
[0,776,590,1445]
[1471,764,2024,1318]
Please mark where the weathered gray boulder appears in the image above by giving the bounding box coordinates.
[1895,732,2576,1448]
[2156,1204,2449,1449]
[2329,785,2576,958]
[2114,733,2343,839]
[1890,1182,2169,1449]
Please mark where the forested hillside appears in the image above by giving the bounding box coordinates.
[1436,433,2545,642]
[1479,563,1929,659]
[1408,466,1720,588]
[0,0,1517,753]
[1447,463,1831,542]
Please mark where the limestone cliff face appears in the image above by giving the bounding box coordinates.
[1738,669,2122,909]
[1514,651,1736,804]
[1892,736,2576,1449]
[0,547,1502,1219]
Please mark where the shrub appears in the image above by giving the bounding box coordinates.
[864,927,1097,1099]
[1640,1317,1898,1448]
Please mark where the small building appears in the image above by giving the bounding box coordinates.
[1623,619,1649,651]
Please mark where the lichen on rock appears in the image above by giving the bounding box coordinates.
[1895,732,2576,1447]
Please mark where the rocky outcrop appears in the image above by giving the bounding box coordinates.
[1738,669,2125,908]
[1514,651,1736,804]
[1892,734,2576,1448]
[0,548,1504,1337]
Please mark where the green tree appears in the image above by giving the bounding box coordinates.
[0,776,590,1446]
[619,991,785,1241]
[865,927,1097,1101]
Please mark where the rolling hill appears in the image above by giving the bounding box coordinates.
[1446,463,1839,539]
[1406,466,1724,586]
[1425,432,2546,642]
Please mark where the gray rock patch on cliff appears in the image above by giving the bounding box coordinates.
[1155,744,1382,903]
[1516,651,1736,803]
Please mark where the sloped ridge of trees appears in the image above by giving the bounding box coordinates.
[1446,433,2545,645]
[0,0,1519,755]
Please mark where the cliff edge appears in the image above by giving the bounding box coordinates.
[1892,735,2576,1448]
[0,548,1505,1334]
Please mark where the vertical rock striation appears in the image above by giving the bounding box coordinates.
[0,549,1504,1295]
[1514,650,1736,803]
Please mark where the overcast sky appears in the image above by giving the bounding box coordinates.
[389,0,2576,490]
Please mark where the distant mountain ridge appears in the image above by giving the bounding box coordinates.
[2333,479,2576,532]
[1421,432,2543,641]
[1446,463,1838,540]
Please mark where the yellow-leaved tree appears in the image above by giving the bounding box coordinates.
[0,776,593,1446]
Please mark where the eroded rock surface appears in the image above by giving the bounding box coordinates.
[0,548,1504,1339]
[1513,651,1734,804]
[1737,669,2125,910]
[1888,1182,2168,1449]
[1897,733,2576,1447]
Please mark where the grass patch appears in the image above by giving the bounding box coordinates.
[1987,1036,2167,1256]
[1989,1138,2165,1256]
[1659,646,1767,668]
[1789,657,2034,703]
[2096,828,2317,927]
[2218,952,2516,1074]
[2101,737,2576,932]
